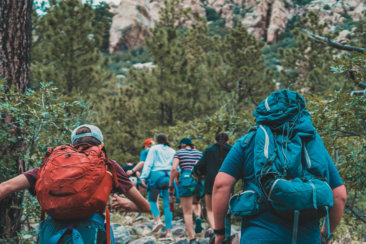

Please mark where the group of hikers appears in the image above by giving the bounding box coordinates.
[0,90,347,244]
[118,132,231,243]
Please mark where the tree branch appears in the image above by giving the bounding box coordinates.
[346,204,366,223]
[302,29,365,53]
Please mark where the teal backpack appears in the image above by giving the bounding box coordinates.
[228,90,334,244]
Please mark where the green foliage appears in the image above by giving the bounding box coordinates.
[331,14,366,88]
[278,12,347,93]
[323,4,331,10]
[163,108,254,152]
[129,0,224,127]
[308,92,366,240]
[0,79,87,241]
[0,80,87,180]
[204,6,220,22]
[30,0,115,95]
[92,2,114,53]
[219,23,275,107]
[292,0,312,6]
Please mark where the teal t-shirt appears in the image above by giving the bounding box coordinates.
[139,149,149,162]
[220,136,344,244]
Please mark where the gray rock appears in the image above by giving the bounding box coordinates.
[174,239,189,244]
[130,236,156,244]
[112,224,131,244]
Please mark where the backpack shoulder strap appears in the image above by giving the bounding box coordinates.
[105,159,119,188]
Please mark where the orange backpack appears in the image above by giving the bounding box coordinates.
[35,144,117,220]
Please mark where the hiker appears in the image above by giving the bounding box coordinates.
[168,138,203,243]
[140,133,175,240]
[192,132,231,233]
[212,90,347,244]
[122,159,140,187]
[0,124,150,243]
[127,138,155,193]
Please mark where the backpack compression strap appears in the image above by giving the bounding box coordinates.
[105,206,111,244]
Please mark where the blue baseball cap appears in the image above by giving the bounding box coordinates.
[71,124,104,144]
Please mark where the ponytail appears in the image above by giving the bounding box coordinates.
[216,132,229,166]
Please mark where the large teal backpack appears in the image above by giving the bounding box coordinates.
[228,90,334,244]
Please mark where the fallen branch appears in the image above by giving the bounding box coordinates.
[302,29,365,53]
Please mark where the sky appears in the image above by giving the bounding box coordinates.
[34,0,122,15]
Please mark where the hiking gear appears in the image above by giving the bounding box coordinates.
[213,228,225,235]
[158,232,173,241]
[179,137,193,147]
[228,90,334,244]
[229,181,264,217]
[71,124,103,144]
[169,193,175,212]
[36,144,118,220]
[129,176,138,187]
[38,212,115,244]
[152,221,164,233]
[194,217,203,234]
[179,170,195,187]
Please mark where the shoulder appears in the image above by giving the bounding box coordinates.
[193,149,203,154]
[206,144,217,151]
[174,149,184,156]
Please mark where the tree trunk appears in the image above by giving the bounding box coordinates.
[0,0,32,241]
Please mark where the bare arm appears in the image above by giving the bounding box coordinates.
[111,186,150,213]
[168,158,179,193]
[0,174,31,200]
[126,161,144,176]
[213,172,237,243]
[328,184,347,233]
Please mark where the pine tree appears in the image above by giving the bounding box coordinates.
[219,23,275,107]
[30,0,114,95]
[278,12,347,93]
[130,0,223,126]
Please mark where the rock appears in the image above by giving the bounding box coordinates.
[130,236,156,244]
[175,240,189,244]
[112,223,131,244]
[132,62,156,69]
[108,0,365,52]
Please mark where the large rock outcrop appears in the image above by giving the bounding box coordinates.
[108,0,365,53]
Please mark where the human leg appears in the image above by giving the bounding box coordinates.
[205,194,214,229]
[192,199,201,218]
[181,196,195,240]
[147,186,164,232]
[192,198,203,234]
[161,188,173,233]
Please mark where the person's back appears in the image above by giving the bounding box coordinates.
[139,133,176,240]
[193,132,231,234]
[212,90,347,244]
[0,124,150,244]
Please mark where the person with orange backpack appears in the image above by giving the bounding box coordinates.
[0,124,150,244]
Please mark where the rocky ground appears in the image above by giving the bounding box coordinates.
[111,212,241,244]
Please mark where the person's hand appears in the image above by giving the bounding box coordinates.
[168,186,174,194]
[140,179,147,188]
[111,194,132,212]
[126,170,133,176]
[214,234,225,244]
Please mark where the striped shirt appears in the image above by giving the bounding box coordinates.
[174,148,203,171]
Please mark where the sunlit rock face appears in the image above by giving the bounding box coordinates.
[108,0,365,53]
